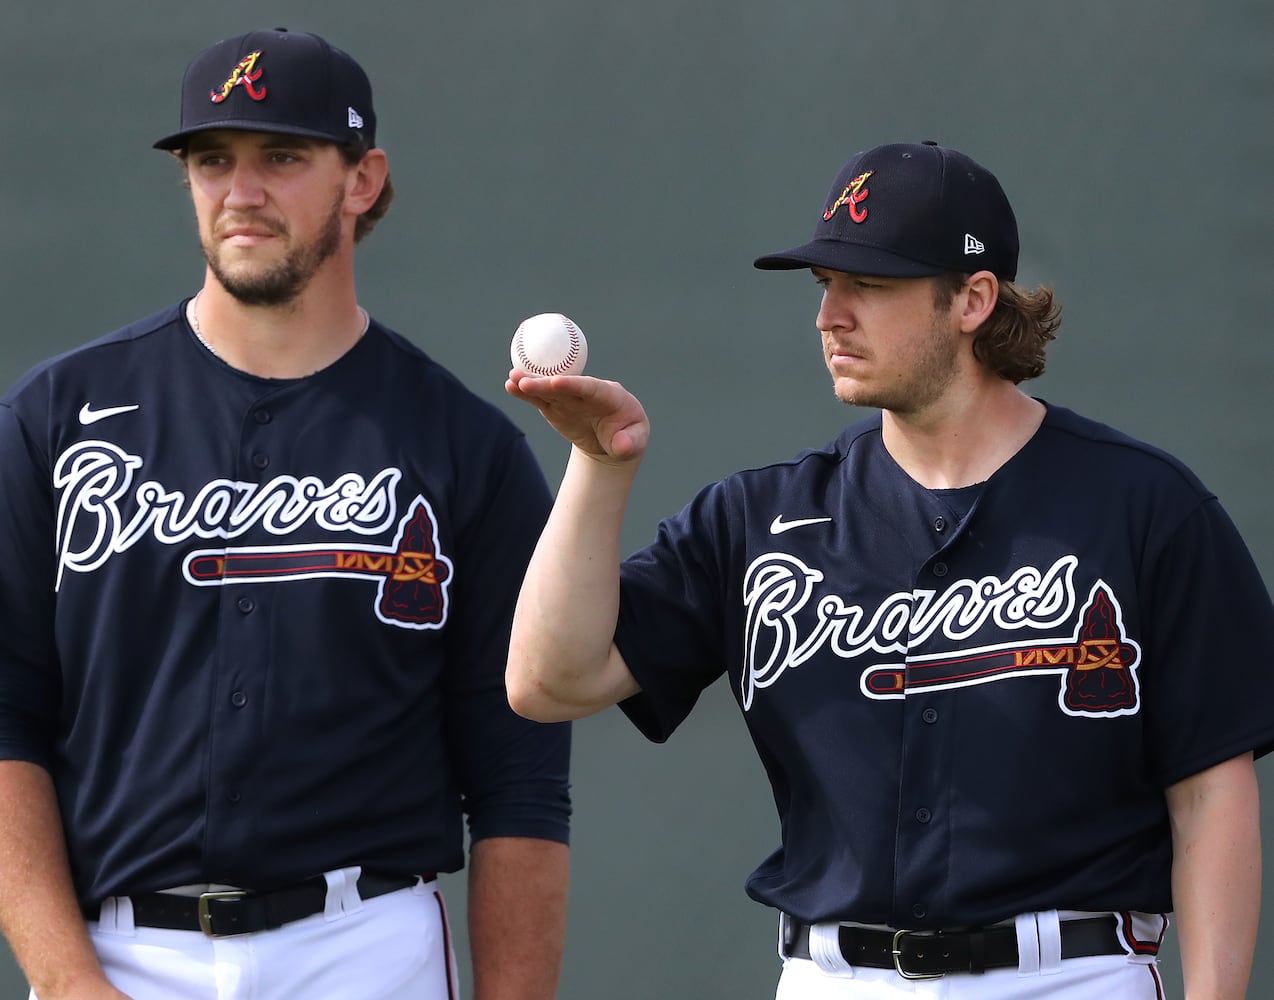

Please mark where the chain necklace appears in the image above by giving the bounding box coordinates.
[187,292,370,361]
[187,292,220,358]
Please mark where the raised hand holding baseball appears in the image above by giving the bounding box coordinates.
[506,316,648,464]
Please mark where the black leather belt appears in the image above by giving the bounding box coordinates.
[782,914,1130,979]
[86,871,426,938]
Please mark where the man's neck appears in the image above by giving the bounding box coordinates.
[880,382,1046,490]
[188,279,367,379]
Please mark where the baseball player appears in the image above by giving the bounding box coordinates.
[504,140,1274,998]
[0,28,570,1000]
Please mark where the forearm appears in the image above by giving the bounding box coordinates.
[1167,753,1261,1000]
[0,760,119,999]
[506,445,641,720]
[467,836,569,1000]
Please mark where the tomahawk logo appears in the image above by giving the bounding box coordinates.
[740,553,1141,717]
[184,498,454,630]
[858,582,1141,717]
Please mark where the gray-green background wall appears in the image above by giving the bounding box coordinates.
[2,1,1270,997]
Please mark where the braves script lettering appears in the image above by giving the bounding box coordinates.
[741,553,1083,710]
[54,441,400,589]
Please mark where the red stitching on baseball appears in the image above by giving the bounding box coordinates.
[516,320,581,376]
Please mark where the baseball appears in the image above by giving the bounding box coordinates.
[511,313,588,377]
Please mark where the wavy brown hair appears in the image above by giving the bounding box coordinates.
[934,272,1063,383]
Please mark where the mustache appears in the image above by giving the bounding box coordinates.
[214,215,288,238]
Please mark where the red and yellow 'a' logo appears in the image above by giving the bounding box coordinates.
[210,51,266,104]
[823,170,873,223]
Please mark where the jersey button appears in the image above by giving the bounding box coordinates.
[915,808,932,824]
[932,562,948,578]
[253,409,272,425]
[236,596,255,614]
[933,516,946,533]
[911,903,928,920]
[226,790,242,804]
[251,453,270,471]
[922,707,939,724]
[230,691,247,708]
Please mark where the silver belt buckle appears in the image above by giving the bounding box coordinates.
[891,929,944,980]
[197,890,249,936]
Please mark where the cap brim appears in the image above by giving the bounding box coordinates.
[153,121,356,150]
[753,239,944,278]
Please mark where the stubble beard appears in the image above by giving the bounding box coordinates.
[204,188,345,307]
[833,313,961,414]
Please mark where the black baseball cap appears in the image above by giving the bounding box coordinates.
[154,28,376,151]
[754,141,1019,280]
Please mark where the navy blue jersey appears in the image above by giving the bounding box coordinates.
[613,403,1274,928]
[0,301,571,906]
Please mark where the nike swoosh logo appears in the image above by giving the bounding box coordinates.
[79,403,140,425]
[769,514,834,534]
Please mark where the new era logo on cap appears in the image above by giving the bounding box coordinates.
[154,28,377,151]
[964,234,985,255]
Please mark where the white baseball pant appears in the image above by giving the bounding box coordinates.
[776,910,1167,999]
[33,868,457,1000]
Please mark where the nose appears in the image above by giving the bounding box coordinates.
[816,283,856,334]
[223,162,267,210]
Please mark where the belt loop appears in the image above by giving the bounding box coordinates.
[117,895,136,934]
[96,896,118,932]
[323,866,364,920]
[1014,913,1041,975]
[103,895,136,936]
[808,923,855,975]
[1036,910,1062,973]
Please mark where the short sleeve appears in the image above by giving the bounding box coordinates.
[0,403,60,768]
[1140,496,1274,786]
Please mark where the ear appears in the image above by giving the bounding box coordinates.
[956,270,998,333]
[344,148,389,215]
